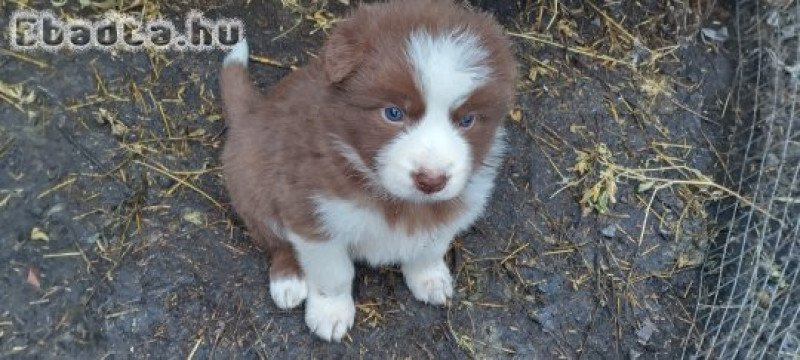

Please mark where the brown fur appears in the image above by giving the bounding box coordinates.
[221,0,517,278]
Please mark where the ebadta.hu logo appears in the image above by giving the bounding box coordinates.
[8,9,244,52]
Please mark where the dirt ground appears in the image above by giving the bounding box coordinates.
[1,0,735,358]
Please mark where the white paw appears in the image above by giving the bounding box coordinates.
[304,292,355,342]
[403,261,453,305]
[269,277,308,309]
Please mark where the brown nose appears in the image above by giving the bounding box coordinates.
[412,170,448,194]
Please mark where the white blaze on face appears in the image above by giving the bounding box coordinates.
[376,29,491,202]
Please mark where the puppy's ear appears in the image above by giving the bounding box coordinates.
[320,19,365,83]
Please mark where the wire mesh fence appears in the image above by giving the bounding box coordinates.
[684,0,800,358]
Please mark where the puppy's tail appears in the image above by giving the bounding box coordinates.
[220,40,258,127]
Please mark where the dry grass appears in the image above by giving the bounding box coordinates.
[460,0,739,356]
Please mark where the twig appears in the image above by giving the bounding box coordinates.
[186,336,203,360]
[0,48,48,68]
[507,31,635,67]
[134,160,224,210]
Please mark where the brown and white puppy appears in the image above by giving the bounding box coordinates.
[220,0,516,342]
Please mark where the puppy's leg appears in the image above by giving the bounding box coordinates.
[401,239,453,305]
[294,240,355,342]
[243,218,307,309]
[267,242,308,309]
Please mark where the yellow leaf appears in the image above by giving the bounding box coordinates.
[509,108,523,122]
[31,227,49,242]
[574,160,589,175]
[97,108,128,137]
[528,66,550,82]
[580,188,594,205]
[606,179,618,204]
[569,124,587,134]
[640,75,671,98]
[182,211,205,226]
[188,128,206,137]
[556,19,579,39]
[596,143,610,157]
[638,181,655,193]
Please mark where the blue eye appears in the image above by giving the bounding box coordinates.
[458,113,476,128]
[383,106,405,122]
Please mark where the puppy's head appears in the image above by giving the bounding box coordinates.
[323,0,517,202]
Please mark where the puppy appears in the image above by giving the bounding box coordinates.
[220,0,517,341]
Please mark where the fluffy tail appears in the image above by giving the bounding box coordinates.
[220,40,259,127]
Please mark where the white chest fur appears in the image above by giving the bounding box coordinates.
[314,197,457,265]
[310,156,500,266]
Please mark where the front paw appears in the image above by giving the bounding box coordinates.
[403,261,453,305]
[270,276,308,309]
[304,292,355,342]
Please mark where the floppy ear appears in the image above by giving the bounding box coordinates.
[320,19,365,83]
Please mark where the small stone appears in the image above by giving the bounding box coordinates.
[636,318,658,345]
[600,224,617,238]
[83,233,100,244]
[766,153,780,167]
[528,306,557,333]
[701,26,729,42]
[45,203,65,217]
